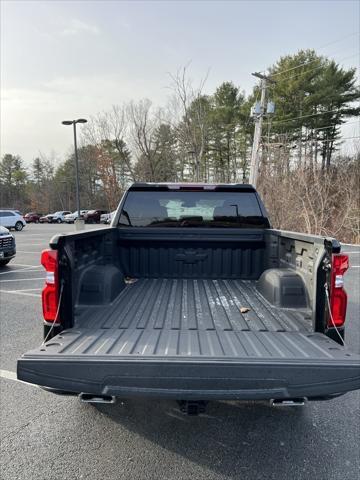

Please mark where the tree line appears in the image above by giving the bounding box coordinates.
[1,50,359,242]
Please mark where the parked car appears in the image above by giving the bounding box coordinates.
[0,226,16,266]
[84,209,109,224]
[49,211,72,223]
[18,183,360,414]
[24,212,42,223]
[0,210,26,231]
[64,210,89,224]
[100,211,116,224]
[107,211,117,224]
[100,212,110,224]
[39,214,51,223]
[40,211,72,224]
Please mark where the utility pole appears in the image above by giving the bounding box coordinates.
[249,72,275,186]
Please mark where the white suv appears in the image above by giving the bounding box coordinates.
[0,210,26,231]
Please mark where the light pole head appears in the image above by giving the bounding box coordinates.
[76,118,87,124]
[62,120,73,125]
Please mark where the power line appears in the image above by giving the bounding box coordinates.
[314,31,360,51]
[267,53,359,89]
[318,135,360,144]
[310,120,359,133]
[270,58,321,78]
[263,120,359,136]
[287,54,359,81]
[264,108,350,126]
[269,32,360,78]
[263,135,360,146]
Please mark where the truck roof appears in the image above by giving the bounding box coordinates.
[128,182,256,192]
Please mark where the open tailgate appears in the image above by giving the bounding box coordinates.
[17,328,360,400]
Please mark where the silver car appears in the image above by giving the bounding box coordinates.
[64,210,88,224]
[100,211,116,224]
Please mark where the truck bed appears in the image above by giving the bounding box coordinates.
[76,278,312,334]
[18,277,360,400]
[68,277,315,359]
[17,187,360,402]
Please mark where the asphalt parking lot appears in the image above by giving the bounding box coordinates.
[0,224,359,480]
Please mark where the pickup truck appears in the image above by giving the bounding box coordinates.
[17,183,360,414]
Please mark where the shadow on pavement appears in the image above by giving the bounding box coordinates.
[94,397,334,479]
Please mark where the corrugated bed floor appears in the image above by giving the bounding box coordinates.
[41,279,338,360]
[50,328,345,360]
[76,278,312,333]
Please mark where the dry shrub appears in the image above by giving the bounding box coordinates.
[257,155,360,244]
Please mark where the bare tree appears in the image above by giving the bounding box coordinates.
[83,105,136,182]
[257,146,360,243]
[127,99,162,181]
[168,65,210,181]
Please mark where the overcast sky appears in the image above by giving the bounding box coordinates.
[1,0,359,165]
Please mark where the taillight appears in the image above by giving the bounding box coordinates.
[328,253,349,327]
[41,249,60,323]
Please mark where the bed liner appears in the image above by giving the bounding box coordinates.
[17,278,360,400]
[75,278,312,333]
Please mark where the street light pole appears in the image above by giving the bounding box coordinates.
[72,122,81,218]
[62,118,87,229]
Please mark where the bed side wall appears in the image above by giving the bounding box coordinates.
[117,228,266,280]
[264,230,327,327]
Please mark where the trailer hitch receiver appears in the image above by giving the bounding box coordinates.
[178,400,208,415]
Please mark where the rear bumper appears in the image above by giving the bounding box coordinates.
[17,357,360,401]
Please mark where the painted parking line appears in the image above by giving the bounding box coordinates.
[0,267,42,275]
[16,240,48,243]
[16,251,42,254]
[14,233,46,236]
[0,290,41,297]
[16,243,47,246]
[0,277,45,283]
[0,369,37,387]
[0,369,18,381]
[15,252,43,255]
[7,263,39,268]
[12,288,42,292]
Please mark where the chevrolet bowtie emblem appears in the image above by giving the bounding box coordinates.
[175,250,208,264]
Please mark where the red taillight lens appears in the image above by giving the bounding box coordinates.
[41,249,60,323]
[329,254,349,327]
